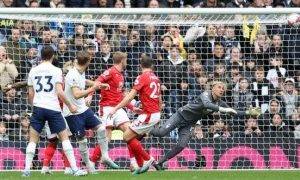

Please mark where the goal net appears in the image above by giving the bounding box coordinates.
[0,8,299,170]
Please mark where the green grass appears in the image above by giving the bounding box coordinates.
[1,170,300,180]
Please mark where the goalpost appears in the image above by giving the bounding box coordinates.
[0,8,299,170]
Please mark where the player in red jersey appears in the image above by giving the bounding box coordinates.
[90,51,141,170]
[109,55,162,174]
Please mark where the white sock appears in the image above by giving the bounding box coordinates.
[130,158,138,167]
[24,142,36,171]
[96,126,109,158]
[62,140,78,172]
[78,138,91,167]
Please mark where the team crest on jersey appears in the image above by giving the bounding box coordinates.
[103,70,109,76]
[134,79,139,85]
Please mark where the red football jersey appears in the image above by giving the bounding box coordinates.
[97,66,124,106]
[133,71,161,113]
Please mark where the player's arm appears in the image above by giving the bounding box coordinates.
[56,83,77,113]
[114,89,137,111]
[28,86,34,105]
[72,82,99,100]
[85,79,110,90]
[200,93,237,115]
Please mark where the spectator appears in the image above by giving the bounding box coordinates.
[292,106,300,139]
[18,112,30,141]
[0,87,27,134]
[93,27,108,52]
[196,0,226,7]
[157,45,188,116]
[50,0,64,8]
[130,0,146,7]
[0,121,8,141]
[29,0,40,7]
[222,26,241,60]
[277,78,299,118]
[209,119,231,139]
[164,25,187,59]
[159,0,181,8]
[267,114,290,137]
[114,0,124,7]
[227,47,244,71]
[0,0,15,7]
[251,66,274,113]
[96,0,110,7]
[95,42,114,74]
[288,0,300,7]
[239,117,263,137]
[2,26,26,67]
[227,0,251,7]
[266,55,286,89]
[243,57,256,80]
[187,62,206,102]
[110,23,129,51]
[260,98,285,131]
[0,46,18,90]
[193,123,205,140]
[19,20,38,50]
[233,77,254,111]
[54,38,74,69]
[186,48,200,65]
[148,0,159,7]
[252,30,271,66]
[19,48,38,81]
[65,0,90,7]
[157,34,172,63]
[213,63,230,83]
[37,26,57,57]
[205,43,226,75]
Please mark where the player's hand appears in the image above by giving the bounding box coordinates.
[68,104,78,114]
[219,107,237,115]
[99,83,110,90]
[85,95,92,107]
[92,81,102,91]
[246,107,261,118]
[132,107,143,114]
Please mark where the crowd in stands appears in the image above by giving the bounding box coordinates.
[0,5,299,143]
[0,0,299,8]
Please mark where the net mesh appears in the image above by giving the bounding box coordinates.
[0,12,299,170]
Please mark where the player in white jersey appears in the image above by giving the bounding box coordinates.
[22,46,87,177]
[63,51,119,172]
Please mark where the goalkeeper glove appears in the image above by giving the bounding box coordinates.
[246,107,261,118]
[219,107,237,115]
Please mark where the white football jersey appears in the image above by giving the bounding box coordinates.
[63,67,88,117]
[27,62,62,112]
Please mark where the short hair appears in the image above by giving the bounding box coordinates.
[41,45,54,61]
[113,51,127,64]
[140,54,153,69]
[255,66,265,72]
[76,51,90,66]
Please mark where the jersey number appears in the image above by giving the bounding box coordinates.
[150,82,160,99]
[35,76,54,93]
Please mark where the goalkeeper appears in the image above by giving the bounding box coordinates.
[149,81,261,171]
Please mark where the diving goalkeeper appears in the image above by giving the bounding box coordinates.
[149,81,261,171]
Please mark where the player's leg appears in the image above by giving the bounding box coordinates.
[154,125,192,170]
[41,121,59,174]
[84,108,119,169]
[118,122,139,171]
[23,107,44,176]
[65,113,95,173]
[41,138,58,174]
[49,111,86,176]
[149,112,183,137]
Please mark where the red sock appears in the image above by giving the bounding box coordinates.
[91,145,102,163]
[61,151,70,167]
[128,144,143,167]
[127,138,150,161]
[43,141,57,167]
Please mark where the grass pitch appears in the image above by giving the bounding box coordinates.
[0,170,299,180]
